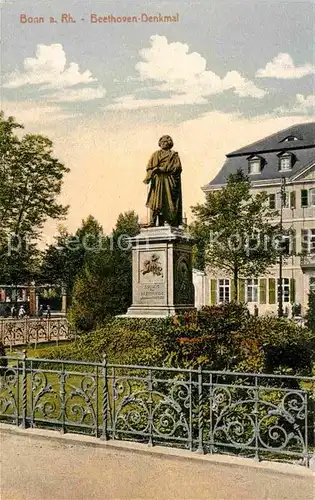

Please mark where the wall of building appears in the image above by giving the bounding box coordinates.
[193,177,315,315]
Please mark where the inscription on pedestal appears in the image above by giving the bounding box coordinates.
[125,226,196,317]
[138,283,165,304]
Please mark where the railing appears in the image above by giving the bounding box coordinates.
[0,318,73,347]
[0,355,314,467]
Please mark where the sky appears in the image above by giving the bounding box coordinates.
[1,0,314,243]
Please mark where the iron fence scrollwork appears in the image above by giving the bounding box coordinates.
[0,354,314,467]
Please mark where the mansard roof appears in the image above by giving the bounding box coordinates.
[204,122,315,189]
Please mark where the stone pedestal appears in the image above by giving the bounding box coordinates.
[126,225,195,317]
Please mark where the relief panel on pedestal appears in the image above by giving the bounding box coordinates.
[136,250,166,304]
[174,251,194,305]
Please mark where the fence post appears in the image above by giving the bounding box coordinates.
[254,376,260,462]
[209,372,213,454]
[197,364,204,454]
[60,362,66,434]
[20,349,28,429]
[147,368,153,447]
[101,353,108,441]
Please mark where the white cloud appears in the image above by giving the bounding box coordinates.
[293,93,315,111]
[107,35,266,109]
[106,93,206,109]
[47,85,106,102]
[2,101,78,127]
[4,44,97,89]
[256,53,315,79]
[276,93,315,115]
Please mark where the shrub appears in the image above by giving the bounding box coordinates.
[306,290,315,332]
[234,316,315,375]
[35,317,171,368]
[33,305,315,376]
[171,306,315,375]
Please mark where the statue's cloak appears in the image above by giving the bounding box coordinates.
[144,149,183,226]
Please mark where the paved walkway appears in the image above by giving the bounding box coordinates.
[0,428,314,500]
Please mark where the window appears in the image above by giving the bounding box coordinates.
[310,188,315,207]
[279,154,292,171]
[276,191,289,209]
[269,193,276,209]
[280,235,291,255]
[281,136,299,142]
[301,229,315,254]
[301,189,308,207]
[277,278,290,303]
[246,279,258,302]
[290,191,296,209]
[248,156,262,174]
[218,279,230,303]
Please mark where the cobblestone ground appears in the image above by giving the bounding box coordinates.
[0,431,314,500]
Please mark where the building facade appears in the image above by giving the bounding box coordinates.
[193,123,315,316]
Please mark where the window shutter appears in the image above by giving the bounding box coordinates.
[301,189,308,207]
[268,278,276,304]
[259,278,267,304]
[290,191,296,209]
[230,279,235,302]
[291,229,296,255]
[301,229,308,255]
[210,279,217,305]
[269,194,276,209]
[238,279,245,302]
[290,278,296,304]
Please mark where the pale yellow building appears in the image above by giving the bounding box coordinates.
[193,123,315,316]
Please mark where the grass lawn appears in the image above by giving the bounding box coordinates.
[5,340,74,359]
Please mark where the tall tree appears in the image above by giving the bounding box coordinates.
[39,216,104,297]
[0,112,69,283]
[190,170,283,301]
[70,211,140,330]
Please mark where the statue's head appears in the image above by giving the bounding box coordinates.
[158,135,173,150]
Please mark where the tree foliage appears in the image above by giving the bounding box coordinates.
[0,112,69,283]
[190,170,282,301]
[306,290,315,333]
[69,211,140,331]
[39,216,103,295]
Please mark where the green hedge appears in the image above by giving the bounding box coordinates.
[34,305,315,376]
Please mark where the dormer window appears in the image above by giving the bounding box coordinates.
[281,135,300,142]
[248,155,263,175]
[278,152,294,172]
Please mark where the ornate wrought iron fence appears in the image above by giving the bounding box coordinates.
[0,354,314,467]
[0,318,73,347]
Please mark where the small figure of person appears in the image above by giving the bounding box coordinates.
[11,305,17,318]
[38,305,44,319]
[46,305,51,320]
[18,305,26,319]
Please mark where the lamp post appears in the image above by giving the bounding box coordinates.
[278,177,286,317]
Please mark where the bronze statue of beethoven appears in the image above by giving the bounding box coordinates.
[143,135,183,227]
